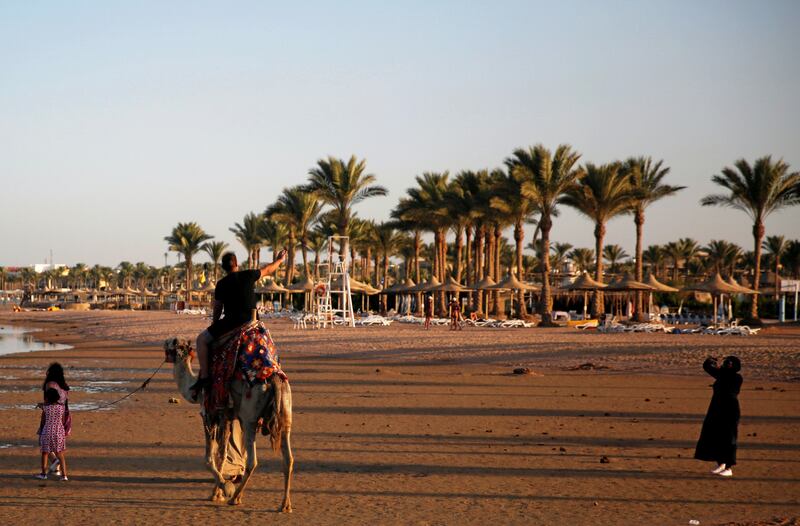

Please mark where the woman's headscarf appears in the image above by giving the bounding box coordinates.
[722,355,741,373]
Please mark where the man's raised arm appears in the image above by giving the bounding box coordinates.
[259,249,288,279]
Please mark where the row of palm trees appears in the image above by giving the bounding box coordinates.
[158,147,798,322]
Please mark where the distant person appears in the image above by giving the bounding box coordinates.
[36,387,69,481]
[448,297,462,330]
[423,294,434,330]
[39,362,70,477]
[191,250,287,399]
[694,356,742,477]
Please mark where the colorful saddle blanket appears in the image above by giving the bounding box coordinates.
[205,321,282,414]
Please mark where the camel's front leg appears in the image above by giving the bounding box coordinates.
[228,420,258,506]
[280,429,294,513]
[204,420,227,502]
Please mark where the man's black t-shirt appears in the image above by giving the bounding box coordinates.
[207,269,260,337]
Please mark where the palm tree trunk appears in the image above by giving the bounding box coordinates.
[455,226,464,284]
[492,225,502,316]
[751,221,764,319]
[514,219,527,317]
[382,255,389,312]
[593,222,606,316]
[474,225,484,312]
[365,247,372,285]
[301,235,310,277]
[634,210,645,321]
[287,233,296,284]
[465,226,472,286]
[185,253,192,304]
[539,214,554,324]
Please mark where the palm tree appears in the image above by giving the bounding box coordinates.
[117,261,134,289]
[493,162,540,315]
[203,240,229,283]
[562,162,632,314]
[568,248,594,274]
[306,155,387,256]
[230,213,264,268]
[393,172,451,313]
[550,242,574,274]
[373,222,404,311]
[164,222,213,300]
[704,240,742,276]
[642,245,665,279]
[133,262,150,291]
[701,156,800,320]
[784,240,800,279]
[507,144,584,324]
[603,244,629,274]
[763,235,789,298]
[622,156,684,319]
[266,186,323,280]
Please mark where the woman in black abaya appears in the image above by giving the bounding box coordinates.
[694,355,742,477]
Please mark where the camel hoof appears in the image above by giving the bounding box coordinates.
[280,504,293,513]
[210,489,225,503]
[223,481,236,499]
[228,497,242,506]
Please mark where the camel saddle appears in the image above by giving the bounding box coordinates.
[205,321,283,415]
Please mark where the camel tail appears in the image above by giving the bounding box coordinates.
[263,375,291,453]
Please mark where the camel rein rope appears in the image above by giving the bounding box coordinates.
[77,358,167,412]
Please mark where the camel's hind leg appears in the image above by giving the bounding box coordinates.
[279,429,294,513]
[228,421,258,506]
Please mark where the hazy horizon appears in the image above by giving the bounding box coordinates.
[1,1,799,268]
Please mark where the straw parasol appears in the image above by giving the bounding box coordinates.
[286,275,315,292]
[407,275,441,293]
[473,275,497,290]
[432,275,472,293]
[488,274,540,292]
[726,276,758,295]
[605,273,654,291]
[562,273,607,291]
[255,280,289,294]
[687,273,759,325]
[605,273,655,318]
[561,273,607,320]
[645,274,679,293]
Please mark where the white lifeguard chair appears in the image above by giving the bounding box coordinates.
[313,236,355,328]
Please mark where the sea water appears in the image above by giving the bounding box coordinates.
[0,326,72,357]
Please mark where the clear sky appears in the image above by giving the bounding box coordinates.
[1,0,798,268]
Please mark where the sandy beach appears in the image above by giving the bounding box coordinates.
[0,311,798,525]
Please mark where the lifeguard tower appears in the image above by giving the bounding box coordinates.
[313,236,355,328]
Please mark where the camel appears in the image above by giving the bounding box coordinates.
[164,335,293,511]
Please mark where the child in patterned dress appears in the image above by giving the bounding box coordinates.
[35,388,69,481]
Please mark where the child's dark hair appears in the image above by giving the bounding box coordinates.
[44,388,60,404]
[43,362,70,392]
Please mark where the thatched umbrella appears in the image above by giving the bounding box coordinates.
[407,276,441,293]
[287,275,315,311]
[561,273,607,320]
[255,280,288,310]
[471,275,497,315]
[432,275,472,293]
[606,273,655,318]
[687,273,759,325]
[392,278,417,314]
[487,274,540,317]
[646,274,679,293]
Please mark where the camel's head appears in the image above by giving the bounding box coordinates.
[164,337,194,364]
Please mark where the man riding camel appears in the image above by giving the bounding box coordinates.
[191,249,287,398]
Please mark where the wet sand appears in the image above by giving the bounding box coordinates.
[0,311,798,525]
